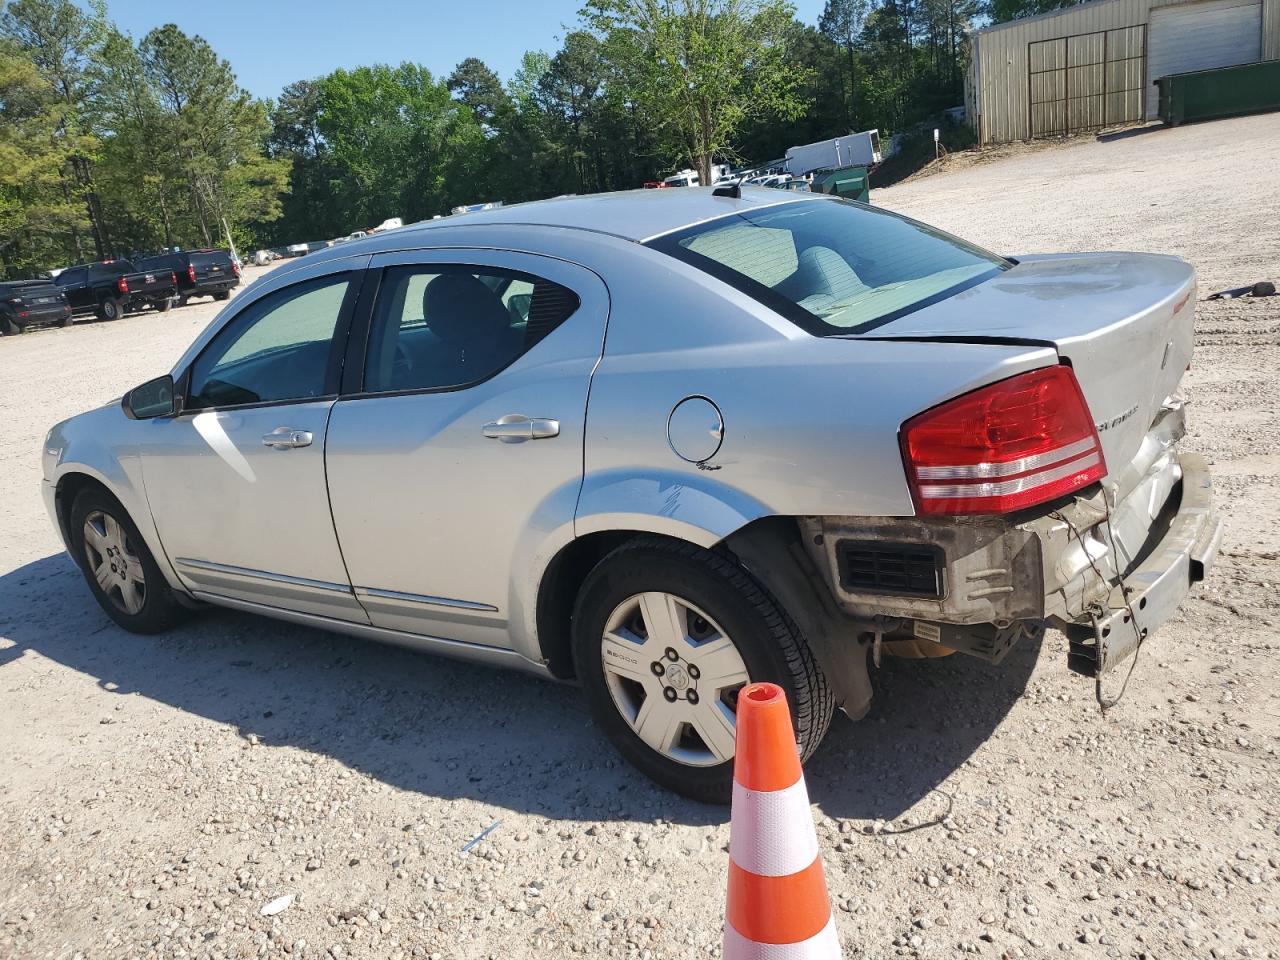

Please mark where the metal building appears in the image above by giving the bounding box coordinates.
[965,0,1280,144]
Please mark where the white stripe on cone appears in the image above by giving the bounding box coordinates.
[723,916,840,959]
[729,778,820,877]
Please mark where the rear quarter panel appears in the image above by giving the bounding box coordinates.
[578,244,1062,535]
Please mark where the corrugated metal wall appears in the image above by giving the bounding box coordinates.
[968,0,1280,143]
[1266,0,1280,56]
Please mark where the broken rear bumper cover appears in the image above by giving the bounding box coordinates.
[1063,452,1221,676]
[799,452,1221,677]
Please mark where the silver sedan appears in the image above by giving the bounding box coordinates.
[42,188,1220,801]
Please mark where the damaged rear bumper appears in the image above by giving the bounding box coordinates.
[1063,452,1221,676]
[799,439,1220,675]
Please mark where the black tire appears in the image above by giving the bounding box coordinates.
[156,297,173,313]
[56,315,71,327]
[97,297,122,321]
[214,290,231,301]
[70,486,189,634]
[0,314,20,335]
[176,294,188,308]
[571,537,833,803]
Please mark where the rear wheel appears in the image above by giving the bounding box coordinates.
[214,290,231,301]
[571,537,833,803]
[0,314,20,335]
[97,297,122,321]
[156,297,173,313]
[55,314,71,327]
[70,488,188,634]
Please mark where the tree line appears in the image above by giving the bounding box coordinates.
[1,0,1069,279]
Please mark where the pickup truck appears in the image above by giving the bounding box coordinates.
[54,260,178,321]
[0,280,73,334]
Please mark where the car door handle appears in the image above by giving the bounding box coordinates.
[482,416,560,442]
[261,428,313,449]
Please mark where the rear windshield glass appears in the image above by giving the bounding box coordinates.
[190,251,231,268]
[645,198,1009,335]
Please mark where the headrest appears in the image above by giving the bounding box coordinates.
[794,246,866,301]
[422,273,509,342]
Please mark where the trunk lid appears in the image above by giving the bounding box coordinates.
[861,252,1196,477]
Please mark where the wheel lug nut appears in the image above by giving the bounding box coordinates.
[663,687,678,702]
[650,661,665,676]
[664,648,678,662]
[687,664,700,680]
[687,690,699,705]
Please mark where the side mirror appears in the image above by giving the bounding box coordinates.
[122,375,178,420]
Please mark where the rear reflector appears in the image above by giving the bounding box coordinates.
[901,366,1106,515]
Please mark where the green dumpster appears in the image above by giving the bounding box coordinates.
[1156,59,1280,127]
[811,164,870,203]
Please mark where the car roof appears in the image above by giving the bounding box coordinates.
[301,187,818,267]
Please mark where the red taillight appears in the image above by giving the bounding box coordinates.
[170,271,177,285]
[232,261,241,277]
[187,264,197,283]
[901,365,1106,516]
[116,276,129,294]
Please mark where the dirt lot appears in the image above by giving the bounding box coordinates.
[2,113,1278,960]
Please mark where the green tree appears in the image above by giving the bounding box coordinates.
[0,39,89,275]
[1,0,108,258]
[136,24,285,249]
[508,49,551,113]
[818,0,868,128]
[447,56,508,127]
[584,0,810,184]
[988,0,1083,23]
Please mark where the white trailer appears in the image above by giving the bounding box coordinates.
[785,131,882,176]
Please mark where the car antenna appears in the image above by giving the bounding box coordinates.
[712,181,741,199]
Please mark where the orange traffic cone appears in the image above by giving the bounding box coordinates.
[723,682,840,959]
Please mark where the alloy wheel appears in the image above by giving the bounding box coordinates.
[600,591,750,767]
[82,510,146,615]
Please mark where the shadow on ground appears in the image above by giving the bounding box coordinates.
[1096,123,1169,143]
[0,553,1038,826]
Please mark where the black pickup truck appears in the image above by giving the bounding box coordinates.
[54,260,178,321]
[0,280,73,334]
[136,248,240,305]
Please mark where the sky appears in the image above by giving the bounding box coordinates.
[94,0,829,102]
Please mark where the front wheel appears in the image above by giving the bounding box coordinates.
[70,488,189,634]
[571,537,833,803]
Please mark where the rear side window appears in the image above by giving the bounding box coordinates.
[363,265,580,394]
[137,254,176,272]
[646,198,1009,335]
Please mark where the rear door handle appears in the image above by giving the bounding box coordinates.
[262,427,313,449]
[482,416,560,442]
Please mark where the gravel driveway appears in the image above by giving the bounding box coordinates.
[2,113,1277,960]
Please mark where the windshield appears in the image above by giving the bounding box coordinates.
[645,198,1010,335]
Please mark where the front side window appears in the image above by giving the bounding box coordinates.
[363,265,579,393]
[187,274,351,410]
[646,199,1010,335]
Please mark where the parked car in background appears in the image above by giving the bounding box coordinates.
[54,260,177,321]
[0,279,73,334]
[41,188,1220,802]
[136,249,240,306]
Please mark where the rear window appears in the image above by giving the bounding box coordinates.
[190,251,232,269]
[645,198,1009,336]
[136,254,176,271]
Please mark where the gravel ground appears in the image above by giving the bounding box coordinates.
[2,113,1278,960]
